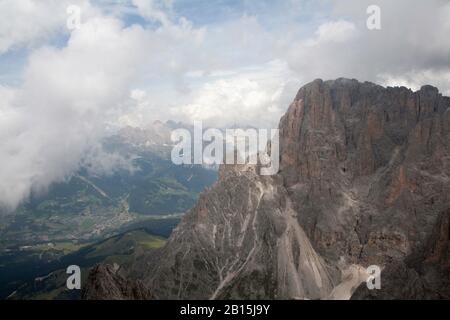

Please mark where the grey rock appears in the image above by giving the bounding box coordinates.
[82,264,153,300]
[84,78,450,300]
[352,209,450,299]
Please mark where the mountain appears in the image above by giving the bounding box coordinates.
[84,78,450,300]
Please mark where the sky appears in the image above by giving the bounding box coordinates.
[0,0,449,209]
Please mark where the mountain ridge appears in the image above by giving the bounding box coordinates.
[84,78,450,300]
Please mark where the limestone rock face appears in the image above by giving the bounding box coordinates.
[352,209,450,299]
[82,264,153,300]
[145,169,340,299]
[279,79,450,268]
[84,79,450,300]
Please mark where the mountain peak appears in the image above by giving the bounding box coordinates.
[85,78,450,300]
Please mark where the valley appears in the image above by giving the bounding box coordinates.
[0,122,218,299]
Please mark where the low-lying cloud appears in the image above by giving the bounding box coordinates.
[0,13,148,210]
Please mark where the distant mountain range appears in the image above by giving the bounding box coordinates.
[84,79,450,300]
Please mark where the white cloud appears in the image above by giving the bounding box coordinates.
[282,0,450,93]
[0,14,148,210]
[0,0,63,53]
[0,0,101,54]
[379,69,450,95]
[172,60,299,128]
[310,20,357,45]
[132,0,173,26]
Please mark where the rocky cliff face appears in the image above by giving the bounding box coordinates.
[351,208,450,299]
[82,264,153,300]
[279,79,450,267]
[84,78,450,299]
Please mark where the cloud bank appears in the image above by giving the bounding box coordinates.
[0,0,449,209]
